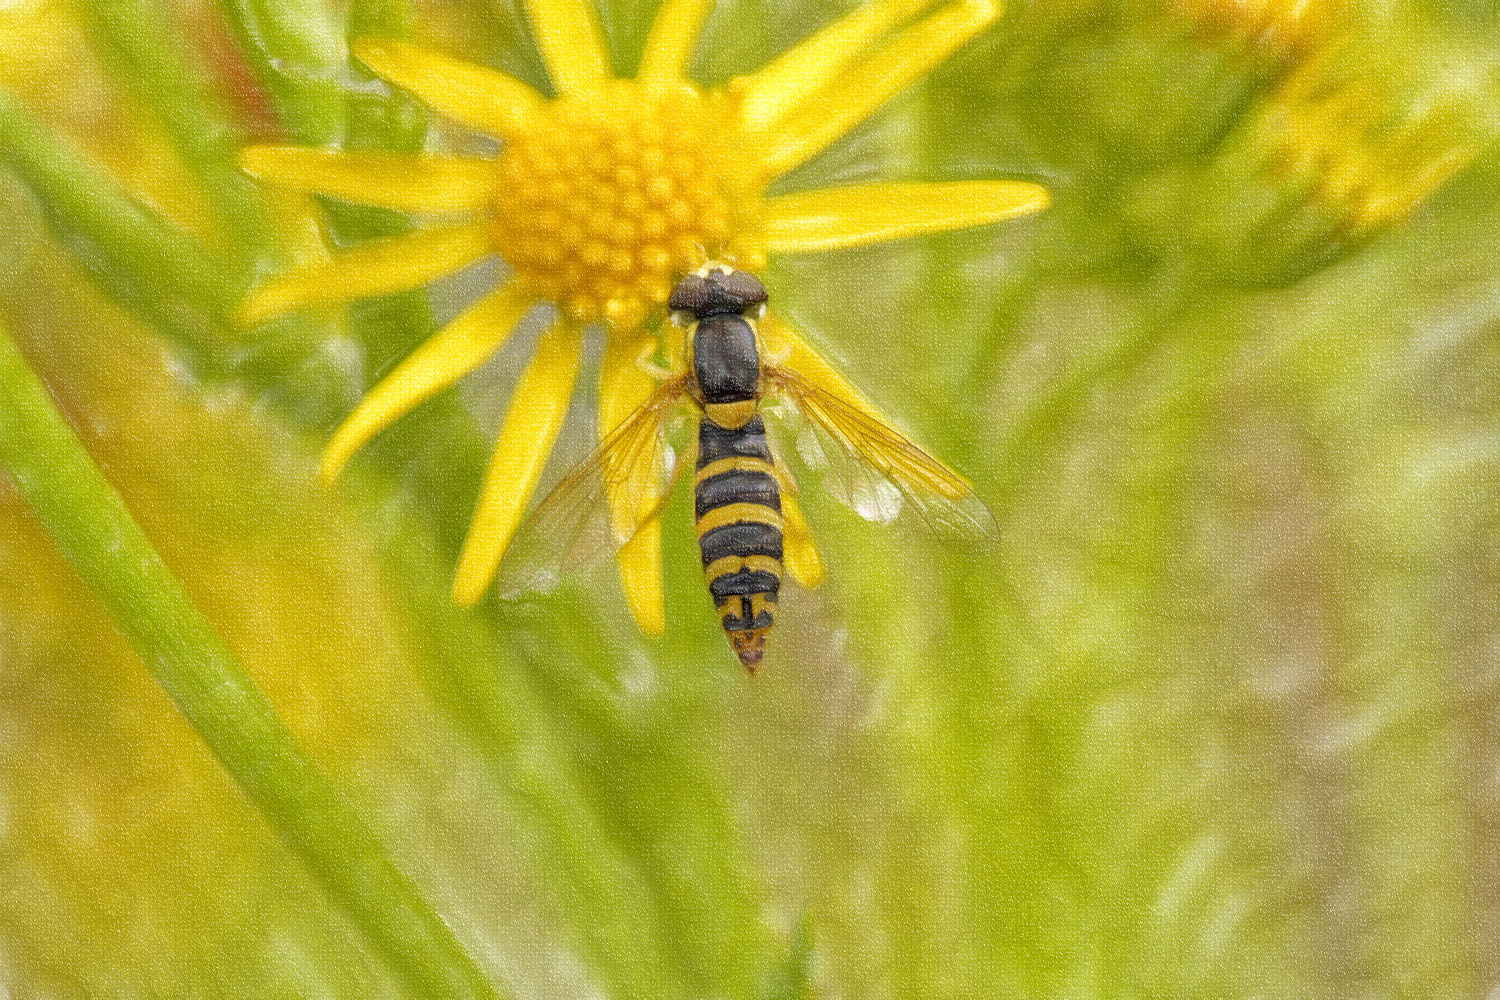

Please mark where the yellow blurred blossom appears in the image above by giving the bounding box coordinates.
[1255,53,1474,234]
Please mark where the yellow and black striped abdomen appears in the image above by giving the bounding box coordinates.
[695,415,782,670]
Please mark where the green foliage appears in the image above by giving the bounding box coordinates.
[0,0,1497,998]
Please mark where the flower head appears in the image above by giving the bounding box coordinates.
[238,0,1049,630]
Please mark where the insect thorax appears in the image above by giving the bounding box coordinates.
[672,264,768,411]
[693,313,760,406]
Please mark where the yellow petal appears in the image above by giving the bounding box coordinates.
[453,321,584,606]
[321,284,534,481]
[240,147,497,213]
[637,0,715,87]
[236,222,492,326]
[780,493,825,590]
[760,180,1049,253]
[762,312,885,424]
[761,0,1000,176]
[526,0,611,94]
[600,335,666,634]
[736,0,940,132]
[352,38,542,136]
[615,521,666,633]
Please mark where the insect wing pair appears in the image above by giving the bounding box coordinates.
[493,356,998,599]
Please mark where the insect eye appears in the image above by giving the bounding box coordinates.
[714,269,768,312]
[668,274,710,314]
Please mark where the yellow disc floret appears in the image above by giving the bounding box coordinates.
[490,81,759,331]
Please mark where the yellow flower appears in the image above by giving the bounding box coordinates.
[1253,52,1474,235]
[237,0,1049,632]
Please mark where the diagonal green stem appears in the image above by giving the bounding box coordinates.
[214,0,347,144]
[83,0,275,256]
[0,89,240,328]
[0,327,506,1000]
[0,93,357,425]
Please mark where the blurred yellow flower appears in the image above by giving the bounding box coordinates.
[1255,52,1474,234]
[238,0,1049,630]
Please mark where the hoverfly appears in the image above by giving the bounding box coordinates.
[496,264,997,671]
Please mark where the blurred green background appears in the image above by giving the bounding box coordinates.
[0,0,1497,997]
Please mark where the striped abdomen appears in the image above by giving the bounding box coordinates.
[695,414,782,671]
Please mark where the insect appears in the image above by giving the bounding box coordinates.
[497,264,997,672]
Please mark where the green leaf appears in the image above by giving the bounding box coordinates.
[0,91,356,425]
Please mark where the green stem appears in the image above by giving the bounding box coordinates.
[0,327,505,1000]
[83,0,275,256]
[0,93,353,425]
[0,89,239,327]
[214,0,347,144]
[361,497,686,1000]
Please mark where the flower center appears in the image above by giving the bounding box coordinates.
[490,81,760,331]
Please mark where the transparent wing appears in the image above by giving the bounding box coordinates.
[764,363,999,543]
[494,375,691,597]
